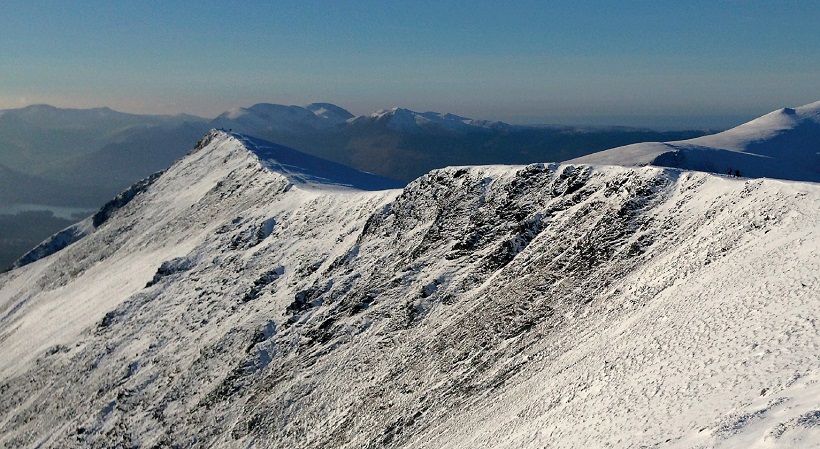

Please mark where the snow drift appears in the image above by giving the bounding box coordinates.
[0,130,818,448]
[571,100,820,182]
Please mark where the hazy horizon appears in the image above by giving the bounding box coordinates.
[1,1,818,129]
[0,100,770,131]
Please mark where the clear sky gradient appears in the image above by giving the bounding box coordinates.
[2,0,818,127]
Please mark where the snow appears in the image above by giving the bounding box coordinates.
[0,129,818,448]
[11,216,95,268]
[571,100,820,182]
[353,107,508,132]
[230,132,404,190]
[304,102,354,123]
[413,174,820,447]
[687,101,819,152]
[364,107,402,120]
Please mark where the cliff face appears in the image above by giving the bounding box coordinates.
[1,131,818,448]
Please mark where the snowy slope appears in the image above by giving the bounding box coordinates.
[304,102,355,123]
[11,171,165,269]
[229,132,403,190]
[571,100,820,182]
[0,131,818,448]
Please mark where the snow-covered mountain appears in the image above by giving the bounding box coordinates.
[212,103,354,132]
[9,132,401,271]
[0,106,212,270]
[348,107,510,132]
[571,100,820,182]
[304,102,356,123]
[211,103,508,134]
[0,103,708,271]
[1,129,818,448]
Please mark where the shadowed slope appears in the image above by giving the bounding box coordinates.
[230,132,404,191]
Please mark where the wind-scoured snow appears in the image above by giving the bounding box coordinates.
[230,132,403,191]
[7,131,400,270]
[572,100,820,182]
[0,130,818,448]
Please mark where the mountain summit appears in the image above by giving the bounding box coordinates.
[572,100,820,182]
[304,102,355,123]
[9,130,402,270]
[222,131,403,190]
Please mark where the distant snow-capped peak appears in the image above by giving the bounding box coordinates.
[352,107,508,132]
[212,103,354,131]
[212,102,510,134]
[305,102,354,123]
[684,100,820,152]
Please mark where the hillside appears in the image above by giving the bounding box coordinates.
[0,130,817,448]
[571,100,820,182]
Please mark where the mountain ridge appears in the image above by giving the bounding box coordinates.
[571,100,820,182]
[9,130,403,270]
[227,132,404,190]
[0,127,818,447]
[0,101,712,271]
[208,102,711,182]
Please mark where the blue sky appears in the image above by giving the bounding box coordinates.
[1,0,818,127]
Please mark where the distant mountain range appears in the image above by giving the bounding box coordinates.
[7,100,812,271]
[0,103,713,207]
[208,102,711,182]
[0,104,211,206]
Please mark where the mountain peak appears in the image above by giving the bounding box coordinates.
[571,99,820,182]
[212,103,351,132]
[206,130,403,191]
[353,107,508,132]
[304,103,354,122]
